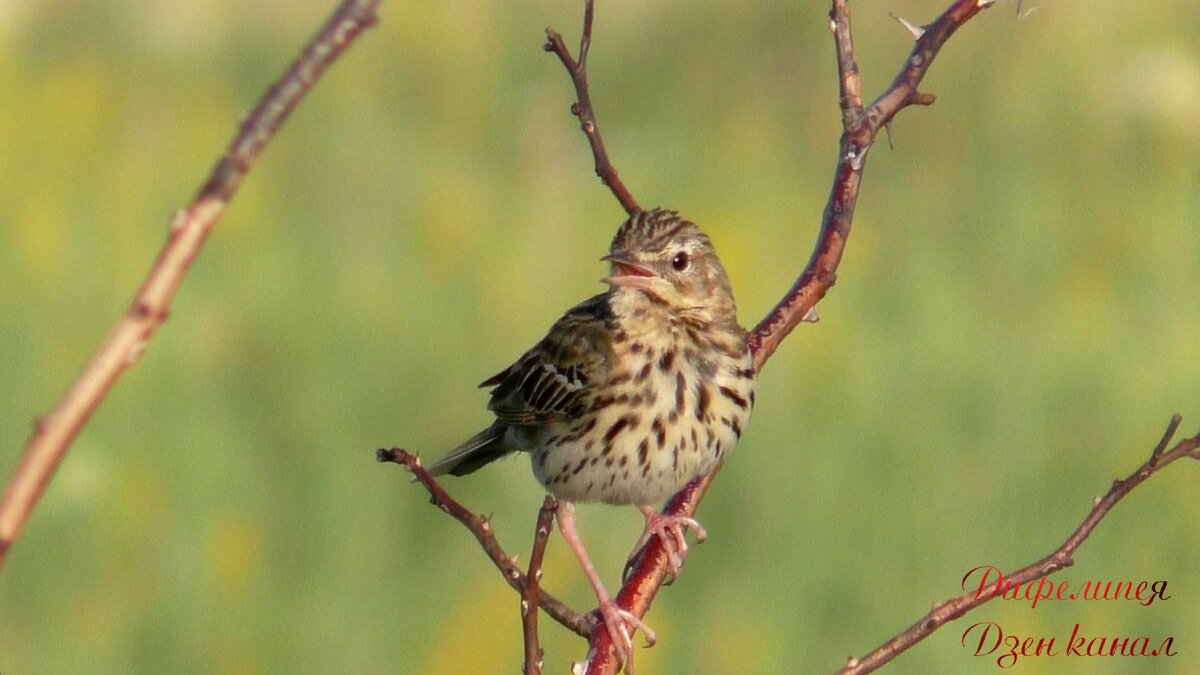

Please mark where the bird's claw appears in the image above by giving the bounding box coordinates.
[625,507,707,581]
[597,599,656,673]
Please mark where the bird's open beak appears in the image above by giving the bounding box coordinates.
[600,253,657,290]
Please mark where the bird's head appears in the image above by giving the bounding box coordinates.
[603,209,737,326]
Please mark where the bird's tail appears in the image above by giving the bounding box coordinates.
[426,421,511,477]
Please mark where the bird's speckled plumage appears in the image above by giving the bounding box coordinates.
[429,209,755,507]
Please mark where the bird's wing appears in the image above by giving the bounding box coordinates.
[482,294,614,426]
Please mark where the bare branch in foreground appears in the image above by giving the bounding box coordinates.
[0,0,384,572]
[837,415,1200,675]
[376,448,592,638]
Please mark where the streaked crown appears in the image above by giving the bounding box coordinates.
[605,209,738,327]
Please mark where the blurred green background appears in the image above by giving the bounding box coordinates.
[1,1,1198,673]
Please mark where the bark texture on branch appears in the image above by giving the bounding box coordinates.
[0,0,384,570]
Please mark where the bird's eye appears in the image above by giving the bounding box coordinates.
[671,251,689,271]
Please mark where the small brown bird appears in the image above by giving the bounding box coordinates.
[429,208,755,670]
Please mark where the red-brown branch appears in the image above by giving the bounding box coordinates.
[544,0,640,215]
[837,415,1200,674]
[748,0,989,371]
[0,0,384,572]
[377,449,592,638]
[582,469,719,674]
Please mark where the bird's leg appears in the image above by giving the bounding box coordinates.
[556,501,656,673]
[628,505,708,577]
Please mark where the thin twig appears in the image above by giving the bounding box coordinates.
[377,449,592,638]
[748,0,989,372]
[0,0,384,572]
[837,416,1200,675]
[522,496,558,675]
[832,0,865,124]
[1148,413,1181,467]
[544,0,640,215]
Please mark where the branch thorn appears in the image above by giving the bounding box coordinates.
[1016,1,1039,19]
[888,12,925,40]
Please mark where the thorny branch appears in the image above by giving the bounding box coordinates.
[522,496,558,675]
[544,0,640,215]
[747,0,985,371]
[0,0,384,571]
[838,415,1200,675]
[377,449,591,638]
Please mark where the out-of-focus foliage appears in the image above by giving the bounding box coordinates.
[1,1,1198,673]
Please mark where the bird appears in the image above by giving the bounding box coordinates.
[427,208,756,671]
